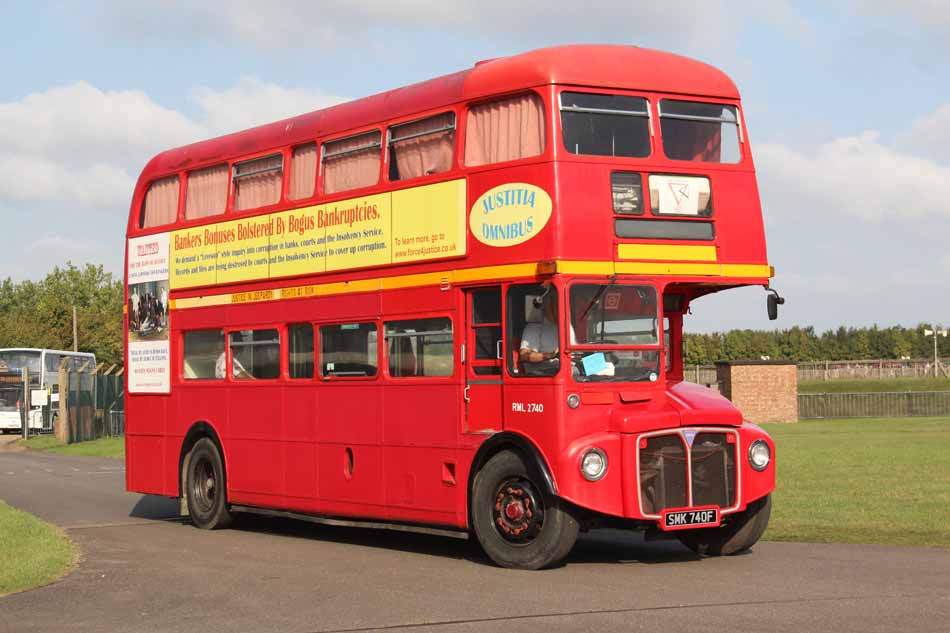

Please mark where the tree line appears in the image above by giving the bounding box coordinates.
[684,325,949,365]
[0,264,946,368]
[0,264,123,366]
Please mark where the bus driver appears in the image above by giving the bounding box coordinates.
[519,293,561,376]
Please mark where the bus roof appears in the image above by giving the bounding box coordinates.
[135,45,739,183]
[0,348,96,357]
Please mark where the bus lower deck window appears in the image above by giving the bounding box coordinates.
[288,324,315,379]
[228,330,280,380]
[182,330,225,380]
[384,318,453,377]
[320,323,378,377]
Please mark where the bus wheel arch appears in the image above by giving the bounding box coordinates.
[179,422,232,528]
[468,432,558,510]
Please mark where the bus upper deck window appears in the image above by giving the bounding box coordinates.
[659,100,741,163]
[140,176,180,228]
[560,92,650,158]
[464,93,545,167]
[233,154,283,211]
[322,131,382,195]
[388,112,456,181]
[184,164,228,220]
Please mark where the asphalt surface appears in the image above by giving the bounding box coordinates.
[1,439,949,633]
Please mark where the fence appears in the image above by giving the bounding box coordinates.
[57,363,124,444]
[798,391,950,419]
[685,358,950,384]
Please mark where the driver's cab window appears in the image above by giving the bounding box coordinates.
[507,284,561,377]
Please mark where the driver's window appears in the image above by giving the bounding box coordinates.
[507,284,560,377]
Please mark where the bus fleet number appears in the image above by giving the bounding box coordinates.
[512,402,544,413]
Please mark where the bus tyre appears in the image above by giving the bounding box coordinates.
[185,438,233,530]
[677,494,771,556]
[471,450,578,570]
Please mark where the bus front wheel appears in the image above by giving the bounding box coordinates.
[185,438,233,530]
[471,450,578,570]
[676,494,771,556]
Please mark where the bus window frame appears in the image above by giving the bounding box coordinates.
[178,328,227,384]
[223,325,285,383]
[565,279,663,353]
[231,152,287,214]
[319,128,384,198]
[557,88,655,160]
[317,320,381,381]
[656,97,746,165]
[382,312,457,381]
[462,89,552,172]
[385,110,459,185]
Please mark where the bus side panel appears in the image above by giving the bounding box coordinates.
[126,395,170,495]
[226,384,284,501]
[382,384,462,524]
[317,384,384,509]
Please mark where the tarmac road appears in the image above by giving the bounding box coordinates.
[1,443,949,633]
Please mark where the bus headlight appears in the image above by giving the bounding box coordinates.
[580,448,608,481]
[748,440,771,471]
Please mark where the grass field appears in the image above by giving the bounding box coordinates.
[0,501,76,596]
[761,417,950,548]
[18,435,124,459]
[798,377,950,393]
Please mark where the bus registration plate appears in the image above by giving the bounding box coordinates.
[661,507,720,531]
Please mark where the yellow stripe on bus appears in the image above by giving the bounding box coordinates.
[617,244,717,262]
[169,259,773,310]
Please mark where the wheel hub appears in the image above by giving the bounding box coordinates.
[493,479,545,544]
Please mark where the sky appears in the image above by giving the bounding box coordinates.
[0,1,948,333]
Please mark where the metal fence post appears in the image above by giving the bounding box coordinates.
[21,367,29,440]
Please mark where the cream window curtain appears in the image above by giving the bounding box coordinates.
[141,176,180,228]
[185,164,229,220]
[234,154,283,211]
[323,131,381,195]
[389,112,455,180]
[464,94,545,167]
[289,143,317,200]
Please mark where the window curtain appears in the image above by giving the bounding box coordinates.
[464,94,545,167]
[185,164,229,220]
[141,176,179,227]
[391,113,455,180]
[234,155,282,211]
[289,143,317,200]
[323,132,381,195]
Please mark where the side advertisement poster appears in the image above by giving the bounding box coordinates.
[169,179,466,290]
[127,233,171,393]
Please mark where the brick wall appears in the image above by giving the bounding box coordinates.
[716,361,798,423]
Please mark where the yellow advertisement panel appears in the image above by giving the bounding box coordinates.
[215,216,274,284]
[392,179,466,263]
[170,226,217,288]
[268,206,327,278]
[324,193,391,272]
[168,179,467,290]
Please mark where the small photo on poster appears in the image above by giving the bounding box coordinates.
[128,279,170,344]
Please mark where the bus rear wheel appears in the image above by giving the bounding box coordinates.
[677,494,771,556]
[185,438,233,530]
[471,450,578,570]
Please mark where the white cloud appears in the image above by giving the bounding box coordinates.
[195,77,346,136]
[899,104,950,165]
[756,131,950,225]
[0,78,344,211]
[851,0,950,30]
[74,0,810,52]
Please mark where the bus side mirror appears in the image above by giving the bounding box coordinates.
[766,289,785,321]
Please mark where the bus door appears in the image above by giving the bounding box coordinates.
[464,287,504,433]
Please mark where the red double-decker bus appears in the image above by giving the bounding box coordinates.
[125,45,776,569]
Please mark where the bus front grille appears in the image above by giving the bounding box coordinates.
[638,430,737,515]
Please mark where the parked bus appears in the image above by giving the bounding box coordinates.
[125,45,778,569]
[0,348,96,433]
